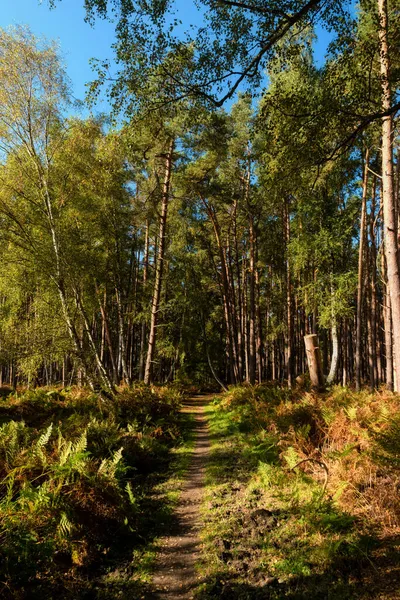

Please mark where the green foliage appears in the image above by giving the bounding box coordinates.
[200,386,397,599]
[0,385,185,595]
[372,416,400,468]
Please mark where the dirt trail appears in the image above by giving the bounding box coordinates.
[150,394,212,599]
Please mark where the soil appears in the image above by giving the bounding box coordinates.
[150,395,212,599]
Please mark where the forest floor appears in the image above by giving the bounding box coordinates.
[2,385,400,599]
[149,386,400,599]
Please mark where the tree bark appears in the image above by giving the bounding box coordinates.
[304,334,325,391]
[378,0,400,391]
[369,176,379,387]
[255,231,263,382]
[327,278,339,384]
[202,196,239,383]
[382,251,394,390]
[284,199,294,388]
[139,220,150,380]
[356,147,369,391]
[144,140,174,385]
[115,287,130,384]
[248,213,256,384]
[97,289,118,384]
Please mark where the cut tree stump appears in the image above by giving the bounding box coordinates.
[304,334,325,391]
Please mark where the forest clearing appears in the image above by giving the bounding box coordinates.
[1,0,400,596]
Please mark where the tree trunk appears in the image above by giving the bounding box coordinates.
[369,176,379,386]
[284,199,294,388]
[304,334,325,391]
[115,287,130,384]
[342,321,348,386]
[378,0,400,391]
[203,196,239,383]
[255,233,263,382]
[248,213,256,384]
[382,250,394,390]
[356,147,369,391]
[73,288,114,391]
[144,140,174,385]
[327,279,339,384]
[233,199,244,381]
[98,289,118,384]
[139,220,150,380]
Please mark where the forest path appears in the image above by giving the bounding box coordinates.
[150,394,213,599]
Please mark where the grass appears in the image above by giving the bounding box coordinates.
[0,383,195,599]
[3,383,400,598]
[197,385,400,599]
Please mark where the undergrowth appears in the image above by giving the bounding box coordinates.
[0,383,191,599]
[198,385,400,599]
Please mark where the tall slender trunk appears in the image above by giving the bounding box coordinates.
[73,288,114,391]
[139,220,150,380]
[378,0,400,390]
[369,177,379,386]
[382,250,394,390]
[242,253,249,382]
[248,213,256,384]
[356,148,369,391]
[202,196,239,383]
[342,321,348,386]
[284,199,294,388]
[115,287,130,384]
[367,282,375,390]
[327,276,339,384]
[233,199,244,380]
[56,280,96,391]
[38,167,106,391]
[144,140,174,385]
[226,236,240,381]
[255,232,263,382]
[97,288,118,384]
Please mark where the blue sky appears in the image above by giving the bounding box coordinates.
[1,0,118,112]
[1,1,332,115]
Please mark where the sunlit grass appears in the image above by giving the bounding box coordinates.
[197,385,397,599]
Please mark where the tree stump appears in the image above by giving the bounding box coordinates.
[304,334,325,391]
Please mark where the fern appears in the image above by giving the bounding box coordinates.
[98,446,124,479]
[112,447,123,466]
[0,421,28,466]
[59,440,72,466]
[36,424,53,449]
[58,512,73,537]
[321,407,336,426]
[17,481,52,512]
[284,446,301,469]
[126,482,136,506]
[34,481,52,509]
[34,424,53,466]
[72,431,87,455]
[345,406,358,422]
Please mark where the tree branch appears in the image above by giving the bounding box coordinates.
[213,0,287,17]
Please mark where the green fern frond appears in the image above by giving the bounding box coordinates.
[126,481,136,506]
[72,431,87,455]
[59,441,72,465]
[112,447,123,466]
[36,424,53,449]
[58,511,73,537]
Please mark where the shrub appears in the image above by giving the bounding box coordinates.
[0,384,185,596]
